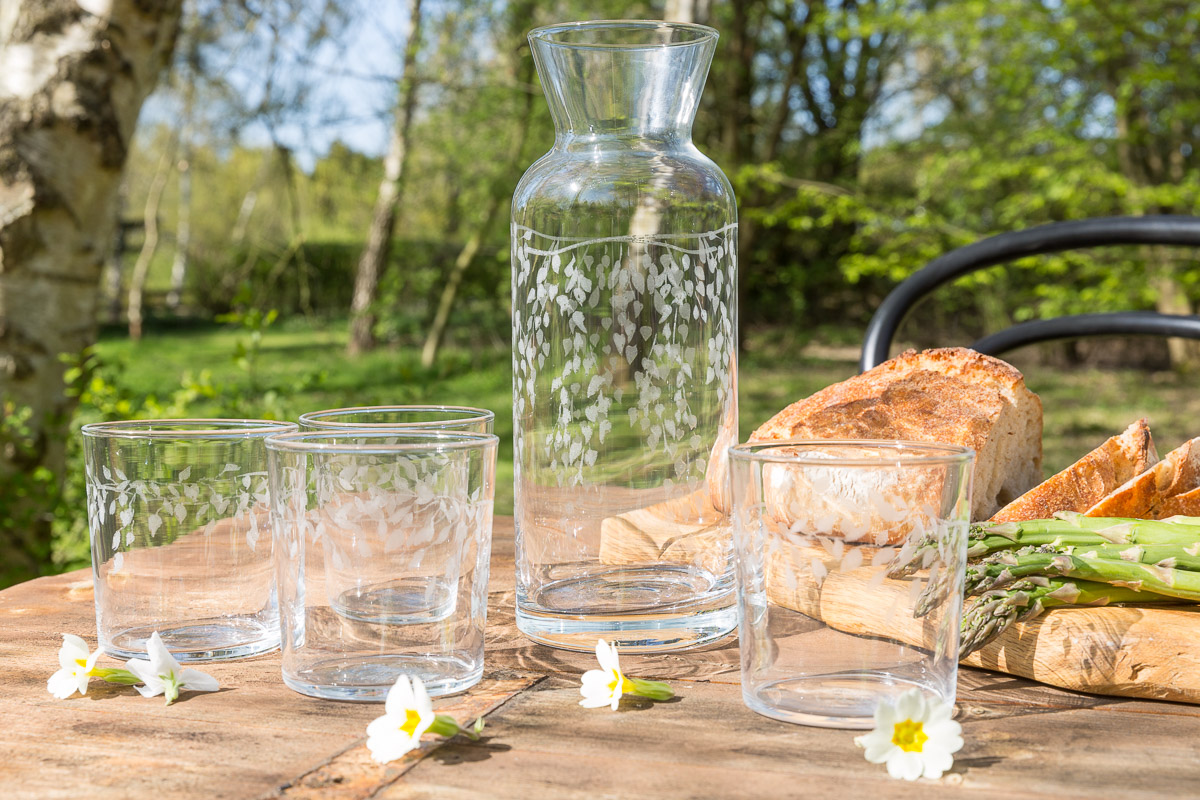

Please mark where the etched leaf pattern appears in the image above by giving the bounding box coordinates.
[512,224,737,488]
[272,454,490,570]
[85,461,271,573]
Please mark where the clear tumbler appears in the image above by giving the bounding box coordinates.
[298,405,494,433]
[511,21,738,651]
[82,419,297,661]
[267,430,497,700]
[729,440,973,728]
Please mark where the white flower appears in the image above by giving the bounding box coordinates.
[47,634,104,699]
[366,674,436,764]
[579,639,629,710]
[855,689,963,781]
[124,632,220,705]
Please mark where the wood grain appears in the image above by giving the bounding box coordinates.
[4,516,1200,798]
[766,543,1200,704]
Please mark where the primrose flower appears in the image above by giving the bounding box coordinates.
[124,632,220,705]
[579,639,674,710]
[47,634,105,699]
[854,689,963,781]
[366,674,484,764]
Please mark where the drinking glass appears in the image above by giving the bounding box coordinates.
[267,430,497,700]
[299,405,494,433]
[511,20,737,652]
[82,419,298,661]
[729,440,973,728]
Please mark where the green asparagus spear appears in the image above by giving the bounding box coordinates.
[959,576,1176,658]
[966,515,1200,559]
[964,549,1200,601]
[890,514,1200,578]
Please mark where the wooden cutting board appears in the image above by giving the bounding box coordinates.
[600,495,1200,705]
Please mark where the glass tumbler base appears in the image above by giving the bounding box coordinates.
[743,673,952,730]
[517,603,737,653]
[104,617,279,662]
[282,654,483,702]
[331,576,457,625]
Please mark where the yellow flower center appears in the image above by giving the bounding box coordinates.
[892,719,928,753]
[74,658,88,670]
[399,708,423,736]
[608,671,621,694]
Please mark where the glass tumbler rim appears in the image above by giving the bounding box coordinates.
[529,19,719,50]
[728,439,975,467]
[81,418,298,440]
[297,404,495,430]
[265,429,499,455]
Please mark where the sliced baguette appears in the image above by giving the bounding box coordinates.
[989,419,1158,522]
[1085,436,1200,519]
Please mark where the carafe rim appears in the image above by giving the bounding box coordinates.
[529,19,718,51]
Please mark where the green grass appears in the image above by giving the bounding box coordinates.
[87,319,1200,520]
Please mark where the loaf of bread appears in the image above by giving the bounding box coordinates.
[1086,436,1200,519]
[990,419,1158,522]
[738,347,1043,521]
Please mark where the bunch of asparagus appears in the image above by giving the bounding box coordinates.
[895,513,1200,657]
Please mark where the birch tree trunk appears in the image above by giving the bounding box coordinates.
[166,145,191,310]
[347,0,423,356]
[127,141,176,341]
[0,0,181,580]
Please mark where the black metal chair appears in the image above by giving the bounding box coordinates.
[860,215,1200,372]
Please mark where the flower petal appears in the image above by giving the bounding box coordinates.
[411,676,434,720]
[134,681,164,698]
[924,700,954,725]
[920,747,954,779]
[124,656,157,686]
[179,668,220,693]
[48,669,80,699]
[367,732,417,764]
[384,675,415,717]
[58,635,87,670]
[886,751,925,781]
[894,689,926,723]
[145,632,181,675]
[863,741,897,764]
[84,647,105,672]
[595,639,620,673]
[579,695,613,708]
[367,714,400,738]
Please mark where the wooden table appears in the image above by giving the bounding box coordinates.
[3,517,1199,799]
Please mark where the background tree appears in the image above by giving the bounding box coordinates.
[0,0,182,584]
[347,0,425,356]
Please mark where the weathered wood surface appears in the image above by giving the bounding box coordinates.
[3,517,1200,799]
[606,497,1200,705]
[766,543,1200,704]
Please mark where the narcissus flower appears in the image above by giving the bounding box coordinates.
[47,634,105,699]
[366,675,485,764]
[579,639,674,710]
[124,632,220,705]
[854,689,963,781]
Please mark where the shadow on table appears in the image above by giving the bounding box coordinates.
[430,736,511,766]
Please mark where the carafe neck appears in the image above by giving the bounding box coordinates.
[529,21,717,144]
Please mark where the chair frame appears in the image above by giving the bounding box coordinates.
[859,215,1200,372]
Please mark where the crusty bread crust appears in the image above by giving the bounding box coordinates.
[1086,437,1200,519]
[1156,486,1200,518]
[990,419,1158,522]
[738,347,1042,521]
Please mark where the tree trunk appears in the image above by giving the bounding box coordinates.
[0,0,182,583]
[347,0,423,356]
[166,145,191,310]
[127,141,176,341]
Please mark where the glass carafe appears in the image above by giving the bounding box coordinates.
[511,20,737,651]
